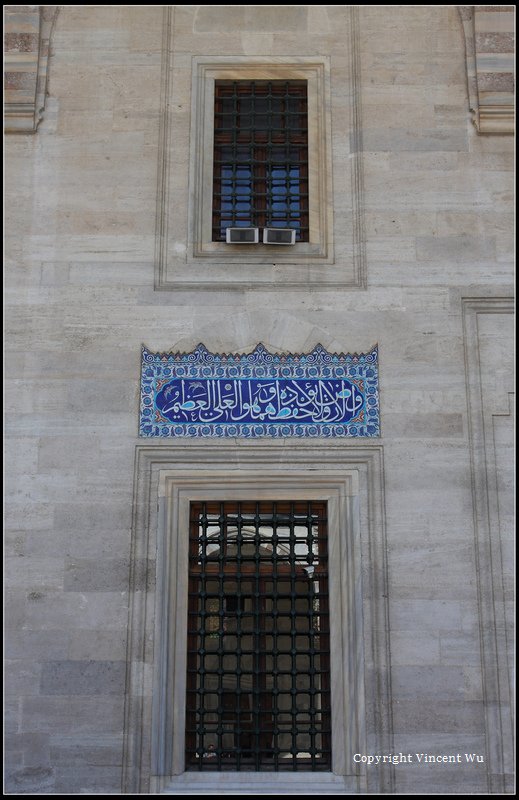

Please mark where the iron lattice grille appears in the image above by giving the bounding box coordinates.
[186,501,331,772]
[212,81,309,242]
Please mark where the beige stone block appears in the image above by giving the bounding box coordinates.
[470,131,516,154]
[366,237,417,262]
[239,33,274,55]
[390,599,475,634]
[439,633,481,667]
[384,388,466,414]
[475,11,515,33]
[21,696,125,734]
[49,67,119,111]
[436,210,513,236]
[24,591,129,632]
[389,546,477,601]
[4,557,64,592]
[40,660,126,696]
[391,665,481,701]
[24,525,130,561]
[5,766,55,795]
[49,733,123,766]
[6,629,70,661]
[5,380,67,416]
[496,230,515,263]
[22,235,154,264]
[5,660,42,697]
[67,261,151,286]
[5,502,55,532]
[56,210,153,236]
[391,631,441,666]
[53,767,121,795]
[5,531,27,559]
[364,211,437,236]
[423,57,467,88]
[392,699,485,734]
[9,471,78,504]
[383,413,464,438]
[192,4,245,32]
[64,557,149,593]
[67,630,127,662]
[393,732,487,753]
[111,106,161,133]
[388,152,460,172]
[433,104,468,125]
[128,8,163,52]
[362,102,435,128]
[360,19,430,54]
[367,168,490,205]
[5,732,50,770]
[193,5,309,33]
[246,5,310,33]
[5,436,39,474]
[395,771,486,794]
[417,234,496,261]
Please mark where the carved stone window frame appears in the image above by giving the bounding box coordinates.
[122,443,393,794]
[154,7,367,291]
[190,57,332,262]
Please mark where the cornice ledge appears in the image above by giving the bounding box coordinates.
[4,5,59,134]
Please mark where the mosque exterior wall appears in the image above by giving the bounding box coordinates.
[4,5,514,794]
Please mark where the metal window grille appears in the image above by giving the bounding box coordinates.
[212,81,309,242]
[186,501,331,772]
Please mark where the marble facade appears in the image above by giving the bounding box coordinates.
[4,5,514,795]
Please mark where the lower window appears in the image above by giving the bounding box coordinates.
[186,500,331,771]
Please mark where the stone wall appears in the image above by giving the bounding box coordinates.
[5,5,514,794]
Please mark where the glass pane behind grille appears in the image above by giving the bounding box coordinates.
[186,501,331,771]
[212,81,309,242]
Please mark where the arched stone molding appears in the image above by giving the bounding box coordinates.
[4,5,59,133]
[458,6,515,134]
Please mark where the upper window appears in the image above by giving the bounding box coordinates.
[212,81,309,242]
[188,58,333,266]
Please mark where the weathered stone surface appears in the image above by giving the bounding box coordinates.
[5,766,55,795]
[63,557,150,592]
[4,3,514,795]
[40,660,126,695]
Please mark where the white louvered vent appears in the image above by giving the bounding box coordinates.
[262,228,296,245]
[225,227,260,244]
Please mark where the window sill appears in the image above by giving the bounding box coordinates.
[192,240,327,262]
[159,772,362,794]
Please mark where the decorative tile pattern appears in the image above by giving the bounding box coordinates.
[140,343,379,438]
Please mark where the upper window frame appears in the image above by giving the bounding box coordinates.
[189,57,333,263]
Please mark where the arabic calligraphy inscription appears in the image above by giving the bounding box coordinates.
[140,343,379,438]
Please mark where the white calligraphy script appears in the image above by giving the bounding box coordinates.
[157,378,364,424]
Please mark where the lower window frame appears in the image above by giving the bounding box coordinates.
[156,477,363,789]
[123,445,393,794]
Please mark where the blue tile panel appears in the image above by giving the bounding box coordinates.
[139,343,380,438]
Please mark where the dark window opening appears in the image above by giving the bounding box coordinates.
[212,81,309,242]
[186,500,331,772]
